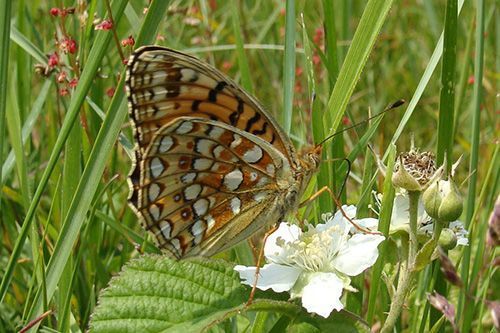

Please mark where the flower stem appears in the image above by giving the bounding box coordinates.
[408,191,420,264]
[380,191,420,333]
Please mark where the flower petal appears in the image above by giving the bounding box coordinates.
[350,217,379,233]
[234,263,301,293]
[333,234,385,276]
[264,222,302,259]
[301,272,344,318]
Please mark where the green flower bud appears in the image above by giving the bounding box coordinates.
[438,228,457,250]
[423,178,463,222]
[392,150,437,192]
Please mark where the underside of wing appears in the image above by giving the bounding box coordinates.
[128,117,290,259]
[125,46,298,167]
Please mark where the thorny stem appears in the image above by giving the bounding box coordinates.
[381,191,420,333]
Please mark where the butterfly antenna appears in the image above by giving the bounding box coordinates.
[316,99,405,147]
[337,158,351,200]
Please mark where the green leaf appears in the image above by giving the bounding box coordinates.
[89,255,247,332]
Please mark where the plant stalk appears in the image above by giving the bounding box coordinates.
[381,191,420,332]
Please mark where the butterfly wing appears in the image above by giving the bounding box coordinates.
[126,46,298,166]
[126,46,302,258]
[129,117,292,258]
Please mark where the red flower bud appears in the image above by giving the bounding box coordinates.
[48,52,59,68]
[69,78,78,89]
[50,8,60,17]
[95,19,113,31]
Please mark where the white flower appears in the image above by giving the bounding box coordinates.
[375,191,469,246]
[234,206,385,318]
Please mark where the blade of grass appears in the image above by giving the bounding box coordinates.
[9,25,47,66]
[1,80,51,181]
[460,0,485,329]
[366,144,396,323]
[26,0,171,320]
[322,0,394,138]
[0,0,12,212]
[429,0,458,327]
[383,0,465,160]
[436,0,458,168]
[0,0,128,307]
[231,1,253,94]
[282,0,295,134]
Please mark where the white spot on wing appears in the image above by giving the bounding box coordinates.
[181,172,196,184]
[171,238,181,253]
[180,68,199,82]
[176,121,193,134]
[243,145,263,163]
[148,183,160,201]
[150,157,165,178]
[159,220,171,239]
[158,136,174,153]
[205,215,215,230]
[230,134,242,149]
[149,204,160,220]
[196,139,214,156]
[266,164,275,176]
[191,219,205,236]
[231,197,241,215]
[223,169,243,191]
[208,126,225,139]
[184,184,202,200]
[213,145,225,159]
[193,158,213,170]
[250,172,258,181]
[257,177,269,187]
[193,198,209,216]
[254,191,267,202]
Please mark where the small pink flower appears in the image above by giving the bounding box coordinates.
[68,78,78,89]
[50,8,60,17]
[56,71,67,83]
[467,76,475,85]
[106,87,115,97]
[313,28,324,44]
[121,35,135,47]
[59,88,69,96]
[222,61,233,72]
[48,52,59,68]
[60,38,77,54]
[95,19,113,31]
[312,54,321,66]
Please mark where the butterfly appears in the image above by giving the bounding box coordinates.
[126,46,322,259]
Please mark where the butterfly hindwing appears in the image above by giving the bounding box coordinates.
[128,117,291,258]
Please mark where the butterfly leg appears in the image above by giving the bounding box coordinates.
[246,224,279,307]
[300,186,382,235]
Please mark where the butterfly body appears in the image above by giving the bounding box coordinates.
[126,46,321,259]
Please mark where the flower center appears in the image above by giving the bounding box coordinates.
[274,225,344,272]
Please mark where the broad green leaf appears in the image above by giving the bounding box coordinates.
[89,256,247,332]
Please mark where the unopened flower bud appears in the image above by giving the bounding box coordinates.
[423,178,463,222]
[392,150,437,192]
[438,228,457,250]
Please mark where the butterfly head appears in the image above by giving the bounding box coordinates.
[299,144,322,172]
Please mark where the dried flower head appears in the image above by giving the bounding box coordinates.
[427,292,457,331]
[487,196,500,247]
[393,149,437,191]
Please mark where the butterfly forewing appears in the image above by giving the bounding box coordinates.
[127,46,297,164]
